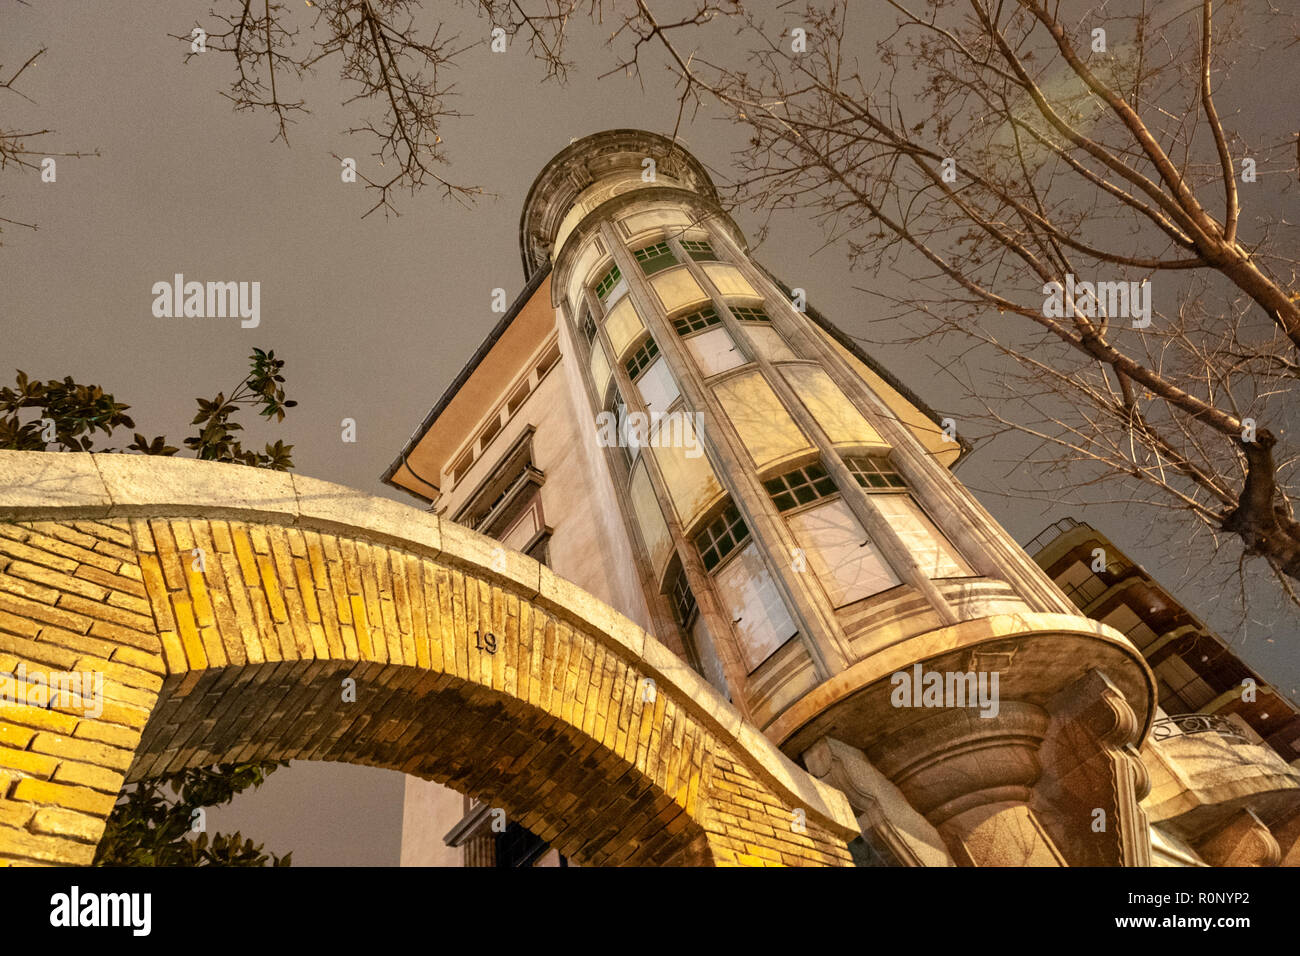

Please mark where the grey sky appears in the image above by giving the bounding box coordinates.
[3,2,1296,865]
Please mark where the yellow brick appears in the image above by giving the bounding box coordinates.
[157,630,186,673]
[22,529,119,572]
[350,595,374,659]
[745,842,784,862]
[58,592,154,634]
[0,608,39,638]
[71,655,163,692]
[0,702,78,734]
[11,777,117,815]
[52,761,125,794]
[105,590,152,616]
[0,569,60,603]
[258,556,288,623]
[4,561,108,601]
[0,745,58,777]
[170,595,208,668]
[0,534,79,573]
[0,800,34,828]
[73,564,148,599]
[230,526,260,584]
[0,825,96,864]
[0,723,35,749]
[110,645,166,676]
[29,732,134,771]
[72,720,141,751]
[61,696,152,731]
[0,591,93,635]
[30,807,106,843]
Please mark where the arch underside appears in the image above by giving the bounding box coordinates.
[0,507,855,867]
[134,661,706,866]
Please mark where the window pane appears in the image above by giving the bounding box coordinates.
[635,356,680,413]
[672,306,721,335]
[625,337,660,379]
[681,239,719,262]
[787,498,900,606]
[847,456,907,490]
[873,494,970,578]
[766,462,838,513]
[633,241,679,276]
[595,264,622,299]
[712,541,797,671]
[683,326,745,377]
[746,325,797,362]
[694,504,749,570]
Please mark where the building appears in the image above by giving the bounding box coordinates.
[383,129,1289,866]
[1028,518,1300,865]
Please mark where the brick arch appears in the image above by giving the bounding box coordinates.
[0,453,857,866]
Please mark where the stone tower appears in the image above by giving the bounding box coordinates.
[389,129,1159,865]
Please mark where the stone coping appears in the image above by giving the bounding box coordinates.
[0,450,859,839]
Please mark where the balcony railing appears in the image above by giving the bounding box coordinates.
[1150,713,1248,744]
[1023,517,1084,556]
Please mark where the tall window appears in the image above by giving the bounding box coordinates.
[766,460,899,607]
[625,335,680,413]
[673,305,744,377]
[581,310,597,346]
[605,385,635,464]
[694,501,797,672]
[595,264,627,306]
[669,564,730,699]
[845,455,971,578]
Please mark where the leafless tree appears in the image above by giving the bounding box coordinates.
[178,0,591,217]
[0,46,98,242]
[606,0,1300,610]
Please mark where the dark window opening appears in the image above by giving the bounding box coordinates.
[633,241,679,276]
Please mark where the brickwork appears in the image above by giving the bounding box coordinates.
[0,519,160,865]
[0,453,856,866]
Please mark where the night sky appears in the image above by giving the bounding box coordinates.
[3,2,1296,864]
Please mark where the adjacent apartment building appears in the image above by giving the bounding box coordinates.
[383,129,1299,866]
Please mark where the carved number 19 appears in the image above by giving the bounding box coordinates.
[476,630,498,655]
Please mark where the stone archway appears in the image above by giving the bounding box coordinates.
[0,452,857,867]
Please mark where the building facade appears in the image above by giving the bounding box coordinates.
[1028,518,1300,865]
[385,129,1286,866]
